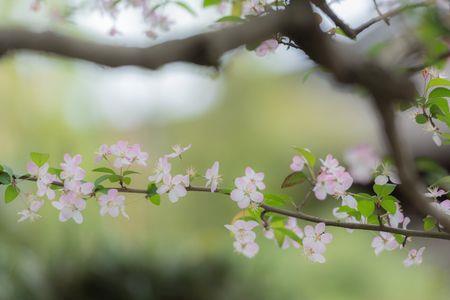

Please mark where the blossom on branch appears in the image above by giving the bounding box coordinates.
[225,220,260,258]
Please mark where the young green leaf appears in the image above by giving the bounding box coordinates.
[123,170,140,176]
[148,194,161,206]
[357,200,375,217]
[415,114,428,124]
[95,175,111,187]
[423,216,437,231]
[381,196,397,214]
[30,152,49,167]
[123,177,131,185]
[203,0,221,7]
[373,184,396,197]
[92,167,116,174]
[264,193,292,207]
[281,172,306,188]
[173,1,197,16]
[0,172,11,185]
[5,185,20,203]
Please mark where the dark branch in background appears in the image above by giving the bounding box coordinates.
[17,175,450,241]
[407,50,450,73]
[311,0,431,39]
[373,0,390,25]
[0,7,307,69]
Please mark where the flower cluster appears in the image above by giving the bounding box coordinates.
[95,141,149,169]
[149,144,192,203]
[27,161,57,200]
[230,167,265,208]
[313,155,353,200]
[225,220,260,258]
[18,193,44,222]
[52,154,94,224]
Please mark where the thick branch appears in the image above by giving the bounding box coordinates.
[373,99,450,230]
[17,175,450,241]
[0,7,305,69]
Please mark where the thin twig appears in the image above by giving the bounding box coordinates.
[18,175,450,241]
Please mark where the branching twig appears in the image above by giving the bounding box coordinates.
[18,175,450,241]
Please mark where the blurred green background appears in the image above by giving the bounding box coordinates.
[0,0,449,299]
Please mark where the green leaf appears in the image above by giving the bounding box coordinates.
[146,183,158,197]
[149,194,161,206]
[0,172,11,185]
[429,87,450,99]
[92,167,116,175]
[123,177,131,185]
[5,185,20,203]
[273,227,302,245]
[48,167,63,176]
[123,170,140,176]
[415,114,428,124]
[281,172,306,188]
[367,215,380,225]
[423,216,437,231]
[108,174,122,183]
[357,200,375,217]
[293,147,316,167]
[381,196,397,214]
[264,193,291,207]
[30,152,49,167]
[174,1,196,16]
[95,175,111,187]
[203,0,221,7]
[353,193,374,202]
[433,175,450,189]
[373,184,396,197]
[426,78,450,92]
[216,15,245,23]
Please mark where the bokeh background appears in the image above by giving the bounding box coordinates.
[0,0,449,299]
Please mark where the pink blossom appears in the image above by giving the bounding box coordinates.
[403,247,425,267]
[98,189,128,218]
[432,199,450,215]
[225,220,259,258]
[230,177,264,209]
[166,144,191,159]
[95,144,110,162]
[156,174,189,203]
[425,186,447,198]
[371,232,399,255]
[313,155,353,200]
[303,240,326,263]
[205,161,221,192]
[17,193,44,222]
[148,157,171,183]
[27,161,48,177]
[243,167,265,190]
[332,195,363,233]
[374,164,400,185]
[290,155,305,172]
[344,145,380,184]
[36,173,57,200]
[388,202,405,228]
[303,222,333,246]
[242,0,265,16]
[255,39,278,57]
[52,192,87,224]
[60,154,86,182]
[433,132,442,146]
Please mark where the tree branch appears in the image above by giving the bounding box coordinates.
[0,7,306,69]
[311,0,430,39]
[17,175,450,241]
